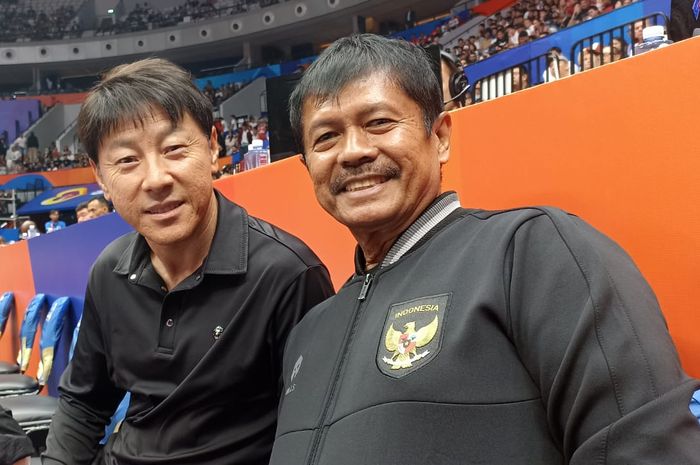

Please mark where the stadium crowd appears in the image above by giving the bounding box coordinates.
[0,0,81,42]
[0,135,89,175]
[446,0,638,67]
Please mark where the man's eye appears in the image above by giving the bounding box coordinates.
[314,133,336,146]
[165,145,185,155]
[367,119,393,128]
[116,156,138,165]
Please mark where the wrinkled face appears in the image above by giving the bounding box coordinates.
[300,73,451,238]
[92,110,219,248]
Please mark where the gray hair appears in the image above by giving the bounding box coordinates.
[289,34,443,152]
[78,58,213,164]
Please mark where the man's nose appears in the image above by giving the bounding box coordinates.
[141,155,174,192]
[337,128,378,167]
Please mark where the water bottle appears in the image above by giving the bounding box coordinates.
[634,25,673,55]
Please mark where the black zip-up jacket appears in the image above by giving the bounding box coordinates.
[271,206,700,465]
[43,193,334,465]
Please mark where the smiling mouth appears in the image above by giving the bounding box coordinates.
[146,201,183,215]
[343,176,388,193]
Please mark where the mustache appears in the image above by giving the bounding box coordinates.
[329,162,401,195]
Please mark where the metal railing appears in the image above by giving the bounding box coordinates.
[569,12,668,73]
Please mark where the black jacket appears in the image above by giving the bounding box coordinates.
[271,207,700,465]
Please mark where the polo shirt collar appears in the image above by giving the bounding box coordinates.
[113,189,248,276]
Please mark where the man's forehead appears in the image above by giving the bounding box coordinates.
[301,72,403,116]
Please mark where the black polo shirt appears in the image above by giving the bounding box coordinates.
[44,191,334,465]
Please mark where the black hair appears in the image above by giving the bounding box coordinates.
[78,58,213,164]
[289,34,442,152]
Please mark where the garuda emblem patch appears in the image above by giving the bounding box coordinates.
[377,293,450,378]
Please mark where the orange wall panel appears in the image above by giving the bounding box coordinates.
[0,241,37,374]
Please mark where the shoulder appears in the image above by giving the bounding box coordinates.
[246,213,325,270]
[90,231,140,277]
[462,206,601,244]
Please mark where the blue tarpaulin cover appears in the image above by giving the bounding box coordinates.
[16,183,102,215]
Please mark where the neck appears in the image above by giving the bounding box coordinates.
[356,234,397,270]
[148,194,218,290]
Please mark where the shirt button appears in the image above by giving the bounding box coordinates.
[195,274,201,281]
[160,286,167,292]
[129,273,137,281]
[165,318,174,327]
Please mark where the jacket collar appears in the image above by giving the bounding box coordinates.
[113,190,248,276]
[353,191,461,274]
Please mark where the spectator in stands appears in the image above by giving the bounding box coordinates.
[6,144,22,173]
[578,44,601,70]
[26,132,39,164]
[0,136,7,163]
[45,209,67,233]
[19,220,39,239]
[0,404,33,465]
[14,133,25,159]
[86,195,110,219]
[75,201,90,223]
[43,57,333,465]
[511,65,530,91]
[225,130,238,156]
[543,46,573,81]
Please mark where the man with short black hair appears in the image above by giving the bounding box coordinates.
[43,57,334,465]
[86,195,109,219]
[75,201,90,223]
[269,34,700,465]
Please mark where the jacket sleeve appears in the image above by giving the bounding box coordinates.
[0,405,34,464]
[42,285,125,465]
[268,264,334,394]
[506,208,700,464]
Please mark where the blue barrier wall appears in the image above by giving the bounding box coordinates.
[0,100,41,143]
[26,213,133,396]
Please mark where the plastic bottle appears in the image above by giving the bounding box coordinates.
[634,25,674,55]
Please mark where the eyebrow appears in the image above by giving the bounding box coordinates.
[306,102,399,136]
[104,123,185,151]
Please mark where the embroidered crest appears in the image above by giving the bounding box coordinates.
[377,293,450,378]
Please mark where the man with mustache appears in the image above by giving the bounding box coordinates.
[42,58,333,464]
[269,34,700,465]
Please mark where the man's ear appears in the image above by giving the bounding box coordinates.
[89,158,111,202]
[209,126,220,175]
[433,111,452,165]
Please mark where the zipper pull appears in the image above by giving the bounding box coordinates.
[358,273,374,301]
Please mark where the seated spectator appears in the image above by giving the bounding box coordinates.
[543,47,573,81]
[87,195,110,219]
[5,144,22,173]
[45,209,67,233]
[511,65,530,91]
[75,201,90,223]
[19,220,39,239]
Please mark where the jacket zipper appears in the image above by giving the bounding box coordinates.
[307,272,374,465]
